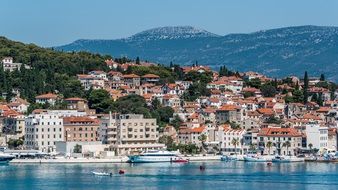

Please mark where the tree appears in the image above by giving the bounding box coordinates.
[245,78,261,88]
[7,138,23,149]
[303,71,309,104]
[87,89,112,113]
[170,115,182,130]
[260,84,277,97]
[249,143,257,153]
[320,74,325,81]
[282,141,291,156]
[135,56,140,64]
[159,135,175,150]
[308,143,313,155]
[73,144,82,153]
[266,141,273,155]
[231,138,240,156]
[151,97,161,110]
[198,134,208,153]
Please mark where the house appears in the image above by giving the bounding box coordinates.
[77,74,105,90]
[141,74,160,84]
[123,74,141,87]
[35,93,59,106]
[216,104,242,124]
[178,126,207,147]
[7,97,30,113]
[216,125,246,154]
[64,97,88,111]
[2,57,23,72]
[257,127,302,156]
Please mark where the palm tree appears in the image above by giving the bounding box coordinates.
[308,143,313,155]
[231,138,240,156]
[198,134,207,153]
[282,141,291,156]
[266,141,273,155]
[249,143,256,153]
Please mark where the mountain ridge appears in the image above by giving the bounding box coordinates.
[56,25,338,81]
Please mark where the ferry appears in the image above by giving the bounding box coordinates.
[128,150,185,163]
[0,152,15,164]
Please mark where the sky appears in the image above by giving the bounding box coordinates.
[2,0,338,47]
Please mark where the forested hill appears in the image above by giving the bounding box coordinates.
[0,36,111,102]
[57,25,338,82]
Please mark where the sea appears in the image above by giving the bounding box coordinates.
[1,161,338,190]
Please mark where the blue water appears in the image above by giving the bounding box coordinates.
[1,161,338,190]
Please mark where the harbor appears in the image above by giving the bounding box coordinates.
[1,161,338,190]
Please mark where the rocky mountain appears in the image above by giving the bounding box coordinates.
[56,25,338,81]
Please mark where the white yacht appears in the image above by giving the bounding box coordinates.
[128,150,183,163]
[0,152,15,164]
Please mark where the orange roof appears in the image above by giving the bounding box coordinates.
[257,108,275,116]
[123,74,140,78]
[316,107,330,113]
[218,104,239,111]
[258,128,301,137]
[142,74,160,78]
[35,93,58,99]
[65,97,86,102]
[63,116,99,124]
[303,113,321,120]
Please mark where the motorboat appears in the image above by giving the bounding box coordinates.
[92,171,112,176]
[0,152,15,164]
[272,155,305,163]
[128,150,181,163]
[243,155,269,162]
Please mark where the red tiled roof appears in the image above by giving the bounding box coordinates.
[258,128,301,137]
[65,97,86,102]
[63,116,99,124]
[123,74,140,78]
[142,74,160,78]
[35,93,58,99]
[218,104,239,111]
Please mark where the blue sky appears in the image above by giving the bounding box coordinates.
[2,0,338,47]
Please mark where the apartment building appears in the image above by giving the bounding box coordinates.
[106,114,164,155]
[257,127,302,156]
[63,116,99,142]
[24,112,64,152]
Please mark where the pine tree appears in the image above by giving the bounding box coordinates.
[135,57,140,64]
[303,71,309,104]
[320,74,325,81]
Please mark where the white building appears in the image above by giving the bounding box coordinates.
[215,125,246,154]
[306,122,329,152]
[106,114,165,155]
[24,112,64,152]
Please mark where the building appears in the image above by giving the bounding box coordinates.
[257,127,302,156]
[106,114,164,155]
[24,112,64,152]
[63,116,100,142]
[306,122,329,152]
[35,93,59,105]
[123,74,141,87]
[216,105,242,124]
[1,57,22,72]
[215,125,246,154]
[64,97,88,111]
[178,126,206,147]
[141,74,160,84]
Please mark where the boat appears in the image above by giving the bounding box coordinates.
[128,150,181,163]
[272,155,305,163]
[172,158,189,163]
[92,171,112,176]
[0,152,15,164]
[243,155,269,162]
